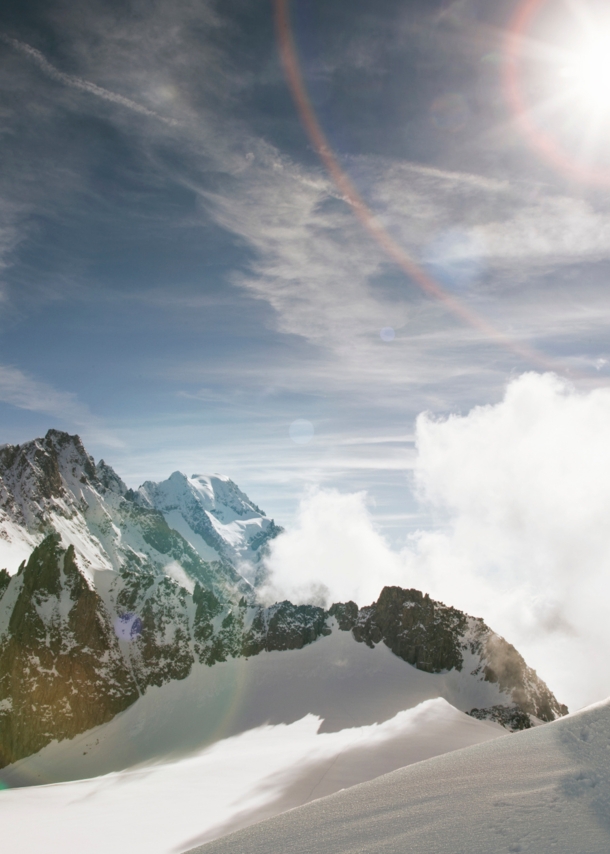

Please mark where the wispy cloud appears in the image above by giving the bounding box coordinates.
[0,34,178,125]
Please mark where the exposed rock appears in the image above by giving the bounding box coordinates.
[0,535,138,767]
[467,705,533,732]
[332,586,567,726]
[350,587,467,673]
[243,601,331,656]
[0,569,10,599]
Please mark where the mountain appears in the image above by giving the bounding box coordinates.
[189,698,610,854]
[0,429,278,579]
[137,471,281,573]
[0,430,567,773]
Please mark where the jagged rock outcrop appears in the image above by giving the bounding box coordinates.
[330,587,566,727]
[467,705,533,731]
[347,587,467,673]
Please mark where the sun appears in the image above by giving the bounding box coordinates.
[505,0,610,182]
[561,32,610,113]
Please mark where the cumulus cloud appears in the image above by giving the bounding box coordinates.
[259,488,406,608]
[263,373,610,710]
[408,372,610,710]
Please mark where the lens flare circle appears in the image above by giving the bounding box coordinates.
[114,613,143,641]
[289,419,314,444]
[274,0,555,372]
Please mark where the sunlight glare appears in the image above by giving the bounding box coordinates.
[562,33,610,112]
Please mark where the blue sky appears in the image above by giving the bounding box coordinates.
[2,0,610,545]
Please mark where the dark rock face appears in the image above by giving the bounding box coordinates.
[350,587,467,673]
[474,630,569,722]
[243,601,331,656]
[467,705,533,732]
[0,536,138,767]
[331,586,567,725]
[0,569,9,599]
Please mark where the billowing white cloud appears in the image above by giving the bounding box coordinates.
[263,373,610,711]
[408,371,610,711]
[259,487,406,608]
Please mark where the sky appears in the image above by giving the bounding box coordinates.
[3,0,610,703]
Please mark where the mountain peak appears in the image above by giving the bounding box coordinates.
[137,470,280,568]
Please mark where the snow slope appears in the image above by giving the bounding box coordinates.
[0,699,504,854]
[3,627,511,786]
[192,697,610,854]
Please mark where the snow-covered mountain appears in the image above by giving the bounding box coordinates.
[0,430,567,775]
[137,470,281,573]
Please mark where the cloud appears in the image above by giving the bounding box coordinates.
[0,365,121,447]
[259,487,406,608]
[263,373,610,711]
[0,34,178,125]
[407,371,610,710]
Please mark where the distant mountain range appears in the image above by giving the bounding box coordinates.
[0,430,567,771]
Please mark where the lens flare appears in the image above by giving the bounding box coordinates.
[274,0,557,374]
[289,419,314,445]
[114,613,143,641]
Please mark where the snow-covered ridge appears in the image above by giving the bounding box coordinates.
[191,697,610,854]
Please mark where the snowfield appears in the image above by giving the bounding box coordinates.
[0,700,502,854]
[191,697,610,854]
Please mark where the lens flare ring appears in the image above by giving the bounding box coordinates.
[273,0,556,372]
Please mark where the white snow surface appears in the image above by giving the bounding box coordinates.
[163,509,222,562]
[3,628,510,786]
[0,698,503,854]
[0,517,37,573]
[191,697,610,854]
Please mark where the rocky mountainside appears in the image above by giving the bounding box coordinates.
[0,431,568,770]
